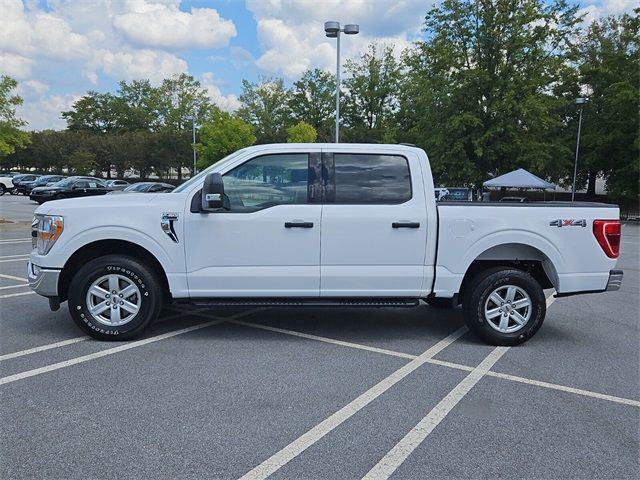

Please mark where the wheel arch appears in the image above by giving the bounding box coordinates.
[58,239,171,303]
[457,242,559,303]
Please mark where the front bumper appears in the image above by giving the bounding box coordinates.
[27,261,61,297]
[605,270,623,291]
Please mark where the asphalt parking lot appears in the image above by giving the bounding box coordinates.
[0,193,638,479]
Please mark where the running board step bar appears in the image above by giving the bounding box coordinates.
[186,298,421,308]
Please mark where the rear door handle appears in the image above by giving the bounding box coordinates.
[392,221,420,229]
[285,221,314,228]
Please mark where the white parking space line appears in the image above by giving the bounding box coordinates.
[0,257,29,263]
[0,283,28,290]
[0,307,261,384]
[0,320,223,386]
[362,347,509,480]
[214,316,417,360]
[0,291,35,299]
[0,273,28,282]
[0,336,89,362]
[0,239,31,244]
[487,371,640,408]
[237,327,467,480]
[0,254,30,259]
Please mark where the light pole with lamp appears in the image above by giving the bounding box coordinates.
[188,115,197,177]
[324,21,359,143]
[571,97,587,201]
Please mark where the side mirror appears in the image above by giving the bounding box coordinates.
[201,172,225,211]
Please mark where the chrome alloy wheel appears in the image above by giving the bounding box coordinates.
[484,285,532,333]
[85,274,142,326]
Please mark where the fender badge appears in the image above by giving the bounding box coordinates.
[161,212,179,243]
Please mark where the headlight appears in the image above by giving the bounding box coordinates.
[32,214,64,255]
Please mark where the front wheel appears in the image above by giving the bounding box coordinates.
[462,268,546,346]
[68,255,163,340]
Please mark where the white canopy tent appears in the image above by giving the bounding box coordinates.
[483,168,555,190]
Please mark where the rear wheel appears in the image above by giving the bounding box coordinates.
[68,255,163,340]
[462,268,545,346]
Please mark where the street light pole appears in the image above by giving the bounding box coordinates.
[190,116,197,177]
[324,21,359,143]
[571,97,587,202]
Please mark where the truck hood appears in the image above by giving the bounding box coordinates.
[35,192,169,215]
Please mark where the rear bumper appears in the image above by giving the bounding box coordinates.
[27,261,60,297]
[555,269,623,297]
[605,269,623,291]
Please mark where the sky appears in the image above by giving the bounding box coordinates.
[1,0,636,130]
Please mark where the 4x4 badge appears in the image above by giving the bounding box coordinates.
[549,219,587,227]
[161,213,179,243]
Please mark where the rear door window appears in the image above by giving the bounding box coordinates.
[331,154,411,204]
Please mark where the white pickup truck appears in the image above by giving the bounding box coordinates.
[28,144,623,345]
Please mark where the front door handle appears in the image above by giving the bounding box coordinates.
[392,221,420,229]
[285,221,314,228]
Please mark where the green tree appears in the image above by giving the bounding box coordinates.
[196,109,256,168]
[0,76,30,159]
[397,0,580,186]
[156,74,212,178]
[289,69,336,142]
[66,150,97,175]
[573,11,639,199]
[343,44,401,143]
[62,92,124,133]
[237,78,292,144]
[287,121,317,143]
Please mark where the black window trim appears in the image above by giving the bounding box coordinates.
[321,152,413,205]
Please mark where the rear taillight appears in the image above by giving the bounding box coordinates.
[593,220,621,258]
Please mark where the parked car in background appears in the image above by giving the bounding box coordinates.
[105,179,130,191]
[30,176,110,204]
[121,182,175,193]
[10,174,39,194]
[17,175,67,195]
[0,175,15,195]
[500,196,528,203]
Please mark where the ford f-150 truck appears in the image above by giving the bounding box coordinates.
[28,144,623,345]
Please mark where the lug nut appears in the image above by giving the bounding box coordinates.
[112,305,117,309]
[105,294,110,298]
[119,294,123,298]
[112,290,116,294]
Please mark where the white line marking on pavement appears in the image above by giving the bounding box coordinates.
[0,283,28,290]
[0,254,30,259]
[217,316,416,360]
[0,273,27,282]
[0,291,35,299]
[0,336,89,362]
[487,371,640,408]
[0,258,29,263]
[0,240,31,244]
[237,327,467,480]
[362,347,509,480]
[0,320,223,386]
[0,237,31,241]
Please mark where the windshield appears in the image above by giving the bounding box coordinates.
[53,178,75,188]
[124,183,150,192]
[172,149,247,193]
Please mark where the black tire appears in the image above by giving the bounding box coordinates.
[0,185,5,196]
[68,255,163,340]
[10,188,18,195]
[426,297,455,308]
[462,268,545,346]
